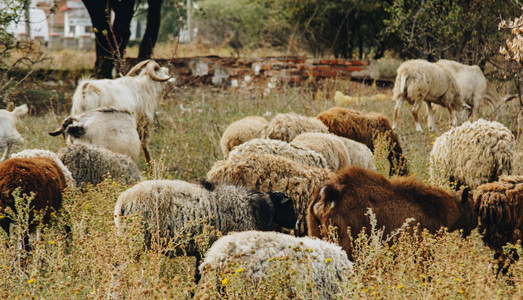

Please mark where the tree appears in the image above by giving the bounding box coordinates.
[385,0,517,65]
[82,0,164,79]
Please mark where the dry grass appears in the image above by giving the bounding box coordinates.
[1,62,523,298]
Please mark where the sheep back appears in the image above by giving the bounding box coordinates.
[58,143,142,187]
[229,138,330,170]
[430,119,514,189]
[220,116,267,157]
[475,175,523,250]
[290,132,350,171]
[11,149,75,188]
[261,113,329,142]
[196,230,353,300]
[0,157,66,234]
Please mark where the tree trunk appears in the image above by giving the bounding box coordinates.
[138,0,163,59]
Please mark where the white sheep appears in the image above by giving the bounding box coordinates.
[336,135,376,170]
[114,179,297,282]
[0,104,28,161]
[206,152,333,235]
[220,116,268,157]
[436,59,506,119]
[392,59,469,132]
[429,119,514,189]
[11,149,75,188]
[58,144,142,187]
[49,107,141,161]
[70,60,173,162]
[195,231,353,300]
[261,112,330,142]
[228,138,330,170]
[290,132,351,171]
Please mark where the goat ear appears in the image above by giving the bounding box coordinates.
[461,186,470,204]
[66,125,86,139]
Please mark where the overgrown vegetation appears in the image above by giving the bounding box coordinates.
[1,80,522,298]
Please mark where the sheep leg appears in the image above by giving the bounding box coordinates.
[138,118,152,163]
[392,98,403,131]
[448,107,458,127]
[426,102,436,132]
[1,144,11,161]
[411,101,424,132]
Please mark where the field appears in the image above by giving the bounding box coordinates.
[1,70,523,298]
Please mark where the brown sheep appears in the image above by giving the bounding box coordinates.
[307,167,477,258]
[475,176,523,275]
[317,107,408,176]
[0,157,67,248]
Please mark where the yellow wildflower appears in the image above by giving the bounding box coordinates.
[325,258,332,263]
[235,268,243,273]
[27,278,34,284]
[221,278,228,285]
[397,285,404,289]
[48,241,55,245]
[458,290,465,294]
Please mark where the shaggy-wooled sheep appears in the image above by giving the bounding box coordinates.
[11,149,75,188]
[392,59,469,132]
[336,135,376,170]
[475,175,523,275]
[58,144,142,187]
[195,231,353,300]
[429,119,514,190]
[261,112,329,142]
[0,157,67,249]
[206,152,333,235]
[308,167,478,258]
[220,116,268,157]
[317,107,408,176]
[114,179,297,282]
[228,138,330,170]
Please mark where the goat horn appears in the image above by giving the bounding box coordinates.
[49,116,75,137]
[126,59,152,76]
[145,61,172,82]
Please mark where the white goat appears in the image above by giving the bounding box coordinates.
[392,59,469,132]
[70,60,173,162]
[0,104,28,161]
[49,107,141,160]
[436,59,505,119]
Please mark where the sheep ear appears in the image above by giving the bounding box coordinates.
[461,186,470,204]
[66,125,86,138]
[320,185,341,204]
[200,180,216,191]
[268,191,290,205]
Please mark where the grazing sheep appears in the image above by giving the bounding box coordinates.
[436,59,506,119]
[429,119,514,190]
[228,138,330,170]
[308,167,477,258]
[0,157,67,249]
[220,116,268,157]
[261,112,330,142]
[392,59,469,132]
[195,231,353,300]
[290,132,351,171]
[11,149,75,188]
[206,152,333,235]
[58,144,142,187]
[49,107,141,161]
[0,104,28,161]
[70,60,173,162]
[475,175,523,275]
[317,107,408,176]
[114,179,297,282]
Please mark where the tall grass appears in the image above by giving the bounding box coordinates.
[1,80,522,298]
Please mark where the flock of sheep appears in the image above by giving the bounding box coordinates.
[0,58,522,298]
